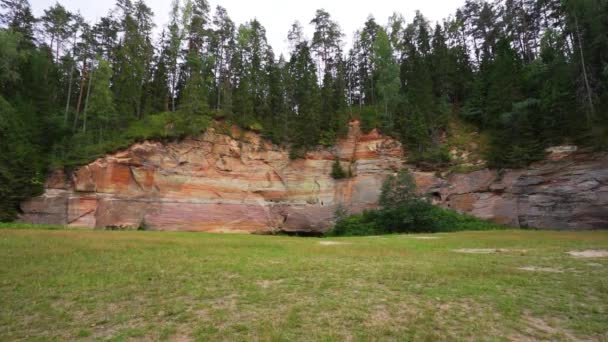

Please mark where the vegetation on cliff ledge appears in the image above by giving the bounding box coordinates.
[2,0,608,220]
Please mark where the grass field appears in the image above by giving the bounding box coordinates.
[1,228,607,341]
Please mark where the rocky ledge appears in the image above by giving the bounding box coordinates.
[20,122,608,232]
[417,147,608,229]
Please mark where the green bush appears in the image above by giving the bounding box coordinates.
[408,146,452,169]
[359,107,380,134]
[0,97,45,221]
[331,159,348,179]
[327,170,503,236]
[328,212,379,236]
[328,201,502,236]
[53,112,211,168]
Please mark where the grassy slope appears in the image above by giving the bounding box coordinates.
[0,229,607,341]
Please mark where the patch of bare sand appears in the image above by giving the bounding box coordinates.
[567,250,608,258]
[510,313,588,342]
[517,266,563,273]
[319,241,352,246]
[453,248,526,254]
[366,305,391,327]
[167,334,192,342]
[256,279,284,289]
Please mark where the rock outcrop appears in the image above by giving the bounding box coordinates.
[19,122,608,232]
[415,148,608,229]
[20,121,402,233]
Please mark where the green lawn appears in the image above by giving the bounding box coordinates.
[1,229,607,341]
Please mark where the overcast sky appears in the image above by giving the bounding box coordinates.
[31,0,465,56]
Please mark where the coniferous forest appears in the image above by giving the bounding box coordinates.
[1,0,607,221]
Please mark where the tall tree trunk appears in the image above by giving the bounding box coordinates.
[216,48,224,111]
[171,61,177,112]
[518,0,530,63]
[574,13,595,125]
[64,57,75,124]
[73,60,88,132]
[471,36,480,65]
[50,34,56,61]
[74,59,88,118]
[82,67,94,133]
[56,39,61,64]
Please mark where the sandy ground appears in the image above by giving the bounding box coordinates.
[567,250,608,258]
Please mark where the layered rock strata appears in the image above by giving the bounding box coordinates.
[20,122,403,233]
[416,148,608,229]
[20,122,608,232]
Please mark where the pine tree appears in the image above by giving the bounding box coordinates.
[0,0,36,45]
[179,53,209,116]
[41,3,72,63]
[210,6,235,111]
[86,59,116,140]
[113,0,155,120]
[310,9,343,78]
[147,32,170,114]
[287,26,320,147]
[165,0,184,112]
[372,28,399,132]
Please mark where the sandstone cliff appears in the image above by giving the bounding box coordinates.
[20,122,608,232]
[417,148,608,229]
[20,121,402,233]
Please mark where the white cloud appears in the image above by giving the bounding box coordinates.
[30,0,465,55]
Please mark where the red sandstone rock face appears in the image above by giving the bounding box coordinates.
[20,121,403,233]
[19,121,608,232]
[415,151,608,229]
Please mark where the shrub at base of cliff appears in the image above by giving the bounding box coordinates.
[327,170,502,236]
[328,203,501,237]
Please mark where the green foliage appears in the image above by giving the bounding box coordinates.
[484,98,547,168]
[53,112,210,167]
[0,96,44,221]
[373,28,400,131]
[0,29,24,91]
[378,170,418,207]
[86,59,116,135]
[331,159,349,179]
[288,147,307,160]
[328,170,502,236]
[247,121,263,132]
[407,146,452,169]
[328,203,502,237]
[286,39,321,149]
[359,107,380,134]
[179,54,211,117]
[328,212,379,236]
[0,222,66,230]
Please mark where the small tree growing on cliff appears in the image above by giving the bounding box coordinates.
[331,159,348,179]
[379,170,420,208]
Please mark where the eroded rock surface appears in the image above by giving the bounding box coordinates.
[20,121,402,233]
[419,149,608,229]
[20,123,608,232]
